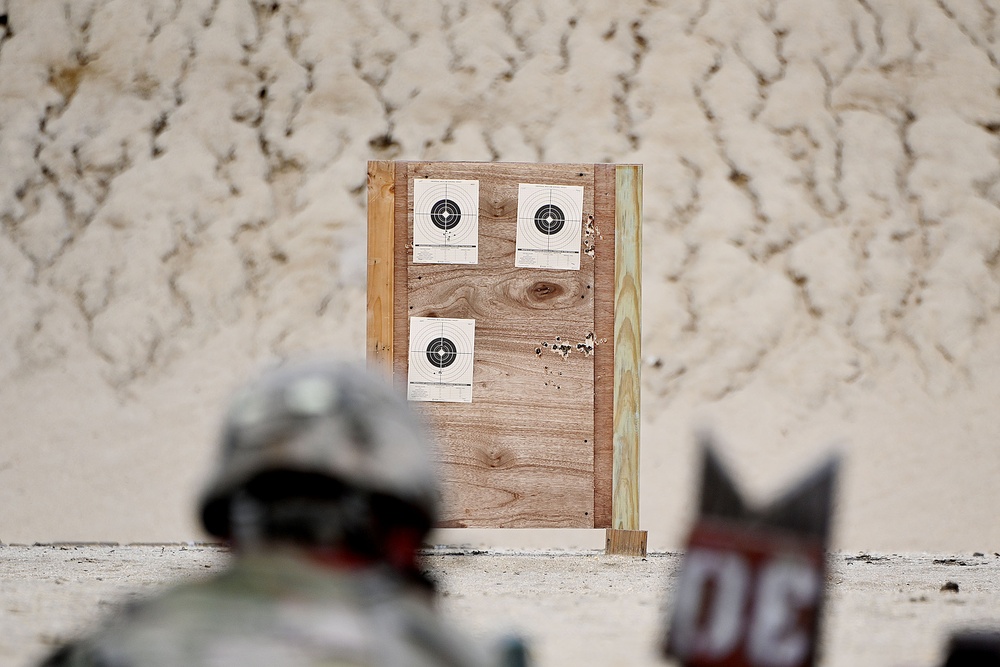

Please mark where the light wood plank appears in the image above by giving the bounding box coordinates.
[612,165,642,532]
[366,160,395,380]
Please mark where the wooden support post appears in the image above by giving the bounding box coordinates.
[606,164,647,556]
[366,160,395,381]
[605,528,648,557]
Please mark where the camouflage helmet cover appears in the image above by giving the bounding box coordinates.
[200,358,439,538]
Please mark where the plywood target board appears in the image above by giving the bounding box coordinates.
[368,161,642,542]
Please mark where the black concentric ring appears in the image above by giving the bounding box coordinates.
[425,337,458,368]
[533,204,565,235]
[431,199,462,230]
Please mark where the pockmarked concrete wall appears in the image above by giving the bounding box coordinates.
[1,0,998,550]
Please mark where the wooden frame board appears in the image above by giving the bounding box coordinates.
[367,161,645,554]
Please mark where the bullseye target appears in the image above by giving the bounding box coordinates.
[515,183,584,270]
[425,336,458,368]
[533,203,566,235]
[407,317,476,403]
[413,179,479,264]
[431,199,462,230]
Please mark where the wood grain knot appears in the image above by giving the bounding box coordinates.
[486,196,517,218]
[530,281,565,301]
[478,447,517,469]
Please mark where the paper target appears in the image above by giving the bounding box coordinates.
[515,183,584,270]
[413,179,479,264]
[407,317,476,403]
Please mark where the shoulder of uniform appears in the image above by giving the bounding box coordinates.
[38,642,78,667]
[38,639,128,667]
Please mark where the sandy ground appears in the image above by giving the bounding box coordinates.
[2,545,999,667]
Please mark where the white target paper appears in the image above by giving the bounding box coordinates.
[413,179,479,264]
[515,183,584,270]
[407,317,476,403]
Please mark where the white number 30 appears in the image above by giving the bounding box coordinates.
[670,548,821,667]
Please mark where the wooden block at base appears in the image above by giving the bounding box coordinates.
[605,528,648,557]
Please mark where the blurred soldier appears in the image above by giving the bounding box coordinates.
[43,357,523,667]
[942,631,1000,667]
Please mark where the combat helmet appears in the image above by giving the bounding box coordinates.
[199,358,439,547]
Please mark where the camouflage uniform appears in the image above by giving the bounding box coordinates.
[43,551,494,667]
[42,358,522,667]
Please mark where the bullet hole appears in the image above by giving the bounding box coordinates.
[550,342,572,358]
[540,334,593,360]
[583,216,597,258]
[535,348,541,356]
